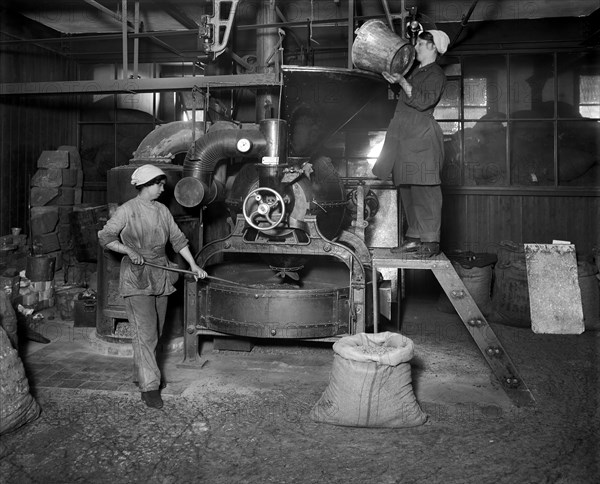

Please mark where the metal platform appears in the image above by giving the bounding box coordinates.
[371,249,536,408]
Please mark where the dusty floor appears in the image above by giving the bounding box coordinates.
[0,294,598,484]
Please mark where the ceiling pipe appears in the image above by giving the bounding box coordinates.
[380,0,395,32]
[133,1,139,78]
[256,0,280,121]
[0,15,397,46]
[348,0,354,69]
[448,0,481,49]
[122,0,128,79]
[131,121,205,163]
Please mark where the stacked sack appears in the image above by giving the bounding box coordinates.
[29,145,83,272]
[0,326,41,435]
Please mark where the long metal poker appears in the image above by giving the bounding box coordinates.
[142,261,247,287]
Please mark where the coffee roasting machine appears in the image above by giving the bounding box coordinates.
[95,0,535,407]
[97,65,396,354]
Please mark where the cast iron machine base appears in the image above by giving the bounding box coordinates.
[181,214,371,364]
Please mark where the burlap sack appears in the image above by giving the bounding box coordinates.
[0,326,41,435]
[310,332,427,428]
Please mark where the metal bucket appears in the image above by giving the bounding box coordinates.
[55,285,85,320]
[26,255,56,282]
[352,19,415,76]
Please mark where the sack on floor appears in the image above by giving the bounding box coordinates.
[0,326,41,435]
[310,332,427,428]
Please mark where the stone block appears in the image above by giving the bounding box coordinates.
[58,206,74,225]
[57,145,82,169]
[32,232,61,254]
[61,169,80,188]
[31,206,60,235]
[31,169,63,188]
[37,150,70,169]
[57,223,73,249]
[30,187,59,207]
[57,187,76,206]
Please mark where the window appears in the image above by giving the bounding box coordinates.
[579,75,600,118]
[441,51,599,189]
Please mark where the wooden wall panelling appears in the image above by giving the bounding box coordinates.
[0,35,78,235]
[441,193,599,257]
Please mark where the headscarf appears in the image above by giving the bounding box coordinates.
[130,164,167,186]
[428,30,450,55]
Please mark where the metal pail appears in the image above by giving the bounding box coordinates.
[26,255,56,282]
[352,19,415,76]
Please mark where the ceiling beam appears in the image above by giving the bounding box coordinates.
[149,0,199,30]
[0,73,281,96]
[83,0,184,58]
[581,8,600,46]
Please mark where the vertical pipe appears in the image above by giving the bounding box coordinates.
[347,0,354,69]
[372,261,379,333]
[122,0,128,79]
[400,0,407,39]
[553,52,558,187]
[381,0,394,32]
[133,1,139,78]
[256,0,278,121]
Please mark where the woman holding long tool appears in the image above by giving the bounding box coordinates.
[98,164,206,409]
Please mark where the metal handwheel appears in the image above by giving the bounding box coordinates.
[242,187,286,231]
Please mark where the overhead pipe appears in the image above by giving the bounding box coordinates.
[133,1,139,78]
[130,121,205,163]
[256,0,279,120]
[380,0,394,32]
[174,119,287,208]
[448,0,480,49]
[347,0,354,69]
[122,0,128,79]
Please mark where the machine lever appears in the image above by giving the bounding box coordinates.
[143,261,246,287]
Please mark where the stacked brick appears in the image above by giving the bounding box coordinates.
[30,146,83,273]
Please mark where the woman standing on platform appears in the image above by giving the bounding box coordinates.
[372,30,449,257]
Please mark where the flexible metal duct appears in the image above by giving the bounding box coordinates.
[131,121,205,163]
[175,120,286,207]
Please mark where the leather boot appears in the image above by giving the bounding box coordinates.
[141,390,164,409]
[134,380,166,390]
[390,237,421,254]
[415,242,440,257]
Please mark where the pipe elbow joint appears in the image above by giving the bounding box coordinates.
[175,127,266,207]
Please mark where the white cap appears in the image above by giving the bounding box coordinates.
[428,30,450,55]
[130,164,167,186]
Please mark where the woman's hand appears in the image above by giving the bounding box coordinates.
[382,71,403,84]
[127,248,144,265]
[383,71,412,97]
[189,263,207,281]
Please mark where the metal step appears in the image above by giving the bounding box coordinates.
[371,249,535,408]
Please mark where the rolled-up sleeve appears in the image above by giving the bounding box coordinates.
[97,205,127,248]
[161,206,188,253]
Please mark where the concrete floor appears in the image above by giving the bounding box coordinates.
[1,294,598,484]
